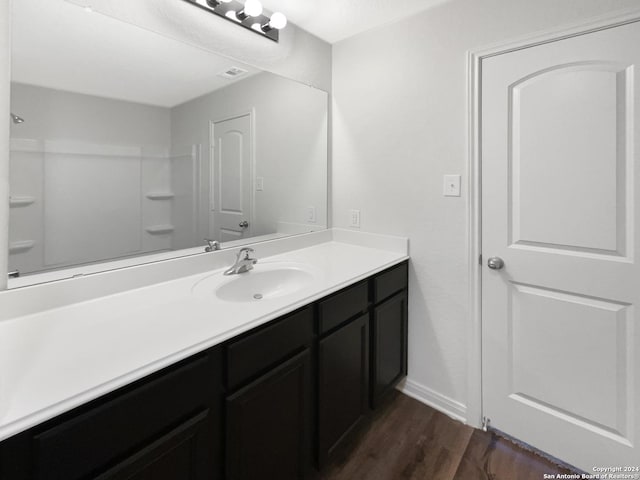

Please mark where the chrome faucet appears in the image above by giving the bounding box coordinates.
[205,238,220,252]
[224,247,257,275]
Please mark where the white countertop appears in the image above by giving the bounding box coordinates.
[0,230,408,442]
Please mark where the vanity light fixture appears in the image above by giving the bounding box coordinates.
[182,0,287,42]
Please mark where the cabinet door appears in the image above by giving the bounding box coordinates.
[94,410,212,480]
[317,313,369,467]
[226,349,312,480]
[371,291,408,408]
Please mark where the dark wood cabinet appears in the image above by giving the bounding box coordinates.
[224,306,314,480]
[317,281,368,334]
[316,261,408,466]
[373,262,408,303]
[226,349,312,480]
[226,307,314,390]
[94,409,212,480]
[317,313,369,467]
[0,348,223,480]
[0,260,409,480]
[371,262,409,409]
[371,291,408,408]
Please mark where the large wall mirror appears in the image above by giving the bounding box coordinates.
[7,0,328,287]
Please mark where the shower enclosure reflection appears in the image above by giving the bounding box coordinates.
[8,72,327,278]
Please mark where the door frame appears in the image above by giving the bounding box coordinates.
[208,109,256,240]
[465,7,640,429]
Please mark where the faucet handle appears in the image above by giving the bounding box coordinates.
[238,247,254,259]
[204,238,220,252]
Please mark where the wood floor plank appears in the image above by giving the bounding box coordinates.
[393,407,474,480]
[321,394,434,480]
[320,392,581,480]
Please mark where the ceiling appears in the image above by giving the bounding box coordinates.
[12,0,260,107]
[11,0,448,108]
[259,0,451,44]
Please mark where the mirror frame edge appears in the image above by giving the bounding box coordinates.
[0,0,11,290]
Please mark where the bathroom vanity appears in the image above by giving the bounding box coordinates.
[3,2,408,477]
[0,231,408,479]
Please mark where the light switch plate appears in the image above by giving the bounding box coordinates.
[349,209,361,228]
[256,177,264,191]
[443,174,461,197]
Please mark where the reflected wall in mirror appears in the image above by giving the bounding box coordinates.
[8,0,328,283]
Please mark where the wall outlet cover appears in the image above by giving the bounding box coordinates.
[443,174,461,197]
[349,209,361,228]
[307,206,316,223]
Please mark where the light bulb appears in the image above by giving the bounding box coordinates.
[243,0,263,17]
[268,12,287,30]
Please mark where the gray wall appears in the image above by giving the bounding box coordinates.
[332,0,640,421]
[171,72,328,241]
[10,83,171,146]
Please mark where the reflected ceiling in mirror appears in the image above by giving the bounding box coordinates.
[7,0,328,287]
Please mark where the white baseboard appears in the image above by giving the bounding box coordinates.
[397,378,468,424]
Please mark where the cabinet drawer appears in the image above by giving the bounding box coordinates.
[227,307,313,391]
[318,281,369,334]
[32,351,218,480]
[373,262,408,303]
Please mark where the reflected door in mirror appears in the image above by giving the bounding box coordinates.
[211,114,252,242]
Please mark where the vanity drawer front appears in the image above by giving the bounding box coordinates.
[318,281,369,334]
[373,262,408,303]
[227,306,313,391]
[31,351,219,480]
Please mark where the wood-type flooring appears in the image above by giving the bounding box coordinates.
[320,392,580,480]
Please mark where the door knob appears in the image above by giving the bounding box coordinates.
[487,257,504,270]
[239,220,249,228]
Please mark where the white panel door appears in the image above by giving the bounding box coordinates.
[482,21,640,471]
[210,114,252,242]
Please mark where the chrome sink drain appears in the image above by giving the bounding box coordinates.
[253,293,263,300]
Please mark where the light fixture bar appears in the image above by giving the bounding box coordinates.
[182,0,286,42]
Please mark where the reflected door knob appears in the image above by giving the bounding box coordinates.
[487,257,505,270]
[239,220,249,229]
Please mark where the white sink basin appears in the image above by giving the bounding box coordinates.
[192,262,316,302]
